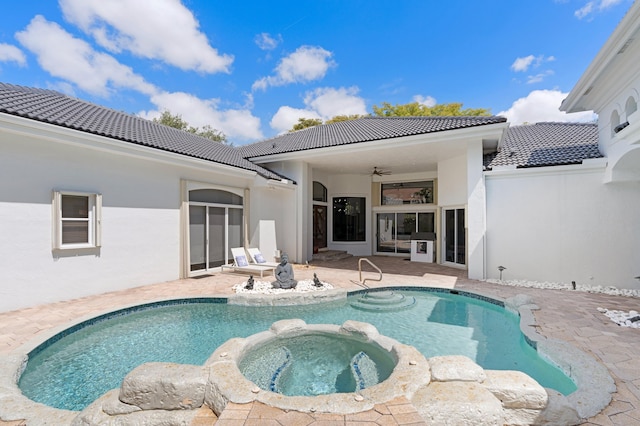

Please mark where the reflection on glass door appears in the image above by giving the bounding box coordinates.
[189,204,243,272]
[376,212,435,254]
[444,208,465,265]
[377,213,395,253]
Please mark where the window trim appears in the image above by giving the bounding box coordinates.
[52,190,102,250]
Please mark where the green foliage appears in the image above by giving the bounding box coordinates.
[325,114,366,124]
[288,114,365,132]
[153,110,227,143]
[289,117,323,132]
[371,102,491,117]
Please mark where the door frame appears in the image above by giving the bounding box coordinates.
[441,206,466,268]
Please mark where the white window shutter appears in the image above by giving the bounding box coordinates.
[52,191,61,249]
[95,193,102,247]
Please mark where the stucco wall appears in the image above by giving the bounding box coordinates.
[0,130,257,312]
[485,165,640,289]
[437,154,468,207]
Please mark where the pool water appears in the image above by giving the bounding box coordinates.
[19,289,577,411]
[239,333,396,396]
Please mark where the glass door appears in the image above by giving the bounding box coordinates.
[376,212,435,254]
[189,204,243,272]
[444,208,465,265]
[376,213,396,253]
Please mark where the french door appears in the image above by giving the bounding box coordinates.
[189,204,243,272]
[443,208,465,265]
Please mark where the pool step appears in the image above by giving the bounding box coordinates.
[350,351,379,390]
[267,347,292,393]
[350,291,416,312]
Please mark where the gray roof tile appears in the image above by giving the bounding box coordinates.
[0,83,284,180]
[239,116,508,158]
[484,122,602,169]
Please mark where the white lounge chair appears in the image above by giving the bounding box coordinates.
[221,247,275,278]
[247,247,280,267]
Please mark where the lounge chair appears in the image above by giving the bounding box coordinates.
[221,247,275,278]
[247,247,280,267]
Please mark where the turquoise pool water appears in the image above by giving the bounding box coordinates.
[18,289,577,411]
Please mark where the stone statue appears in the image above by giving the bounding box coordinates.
[245,275,254,290]
[313,273,323,287]
[272,253,297,289]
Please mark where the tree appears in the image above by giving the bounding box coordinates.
[289,117,323,132]
[325,114,366,124]
[371,102,491,117]
[153,110,227,143]
[288,115,364,132]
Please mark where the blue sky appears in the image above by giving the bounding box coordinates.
[0,0,633,145]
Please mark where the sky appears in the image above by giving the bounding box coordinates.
[0,0,634,145]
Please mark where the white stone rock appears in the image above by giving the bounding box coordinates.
[412,381,504,425]
[119,363,207,410]
[339,320,379,340]
[482,370,547,409]
[270,318,307,335]
[429,355,487,382]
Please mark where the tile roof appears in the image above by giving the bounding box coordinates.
[484,122,602,169]
[0,82,284,180]
[239,116,508,158]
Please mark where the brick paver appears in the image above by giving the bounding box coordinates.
[1,256,638,425]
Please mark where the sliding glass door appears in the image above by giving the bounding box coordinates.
[188,189,243,274]
[376,212,435,254]
[443,208,465,265]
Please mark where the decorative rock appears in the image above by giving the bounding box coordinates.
[534,388,580,425]
[339,320,379,341]
[251,386,261,393]
[412,381,504,425]
[482,370,547,409]
[119,362,207,410]
[270,319,307,335]
[428,355,487,382]
[354,394,364,401]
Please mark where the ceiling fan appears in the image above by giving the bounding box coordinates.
[371,166,391,176]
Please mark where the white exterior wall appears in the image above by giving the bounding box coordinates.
[0,126,257,312]
[437,154,468,206]
[485,165,640,289]
[466,142,486,280]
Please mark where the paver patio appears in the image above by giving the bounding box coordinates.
[1,256,639,425]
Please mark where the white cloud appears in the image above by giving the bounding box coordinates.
[255,33,281,50]
[269,86,367,133]
[140,91,263,141]
[498,89,596,125]
[413,94,437,107]
[59,0,233,73]
[0,43,26,66]
[252,45,335,91]
[16,15,157,97]
[511,55,555,72]
[575,0,623,19]
[527,70,555,84]
[304,87,367,118]
[270,106,321,134]
[511,55,536,72]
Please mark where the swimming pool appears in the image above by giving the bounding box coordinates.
[18,288,577,411]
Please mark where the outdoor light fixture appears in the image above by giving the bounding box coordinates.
[614,121,630,133]
[497,265,506,280]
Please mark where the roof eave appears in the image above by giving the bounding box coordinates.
[561,2,640,113]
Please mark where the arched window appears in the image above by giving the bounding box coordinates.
[625,96,637,118]
[313,181,327,203]
[611,110,620,137]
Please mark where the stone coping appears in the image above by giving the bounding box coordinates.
[203,319,430,415]
[0,286,617,424]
